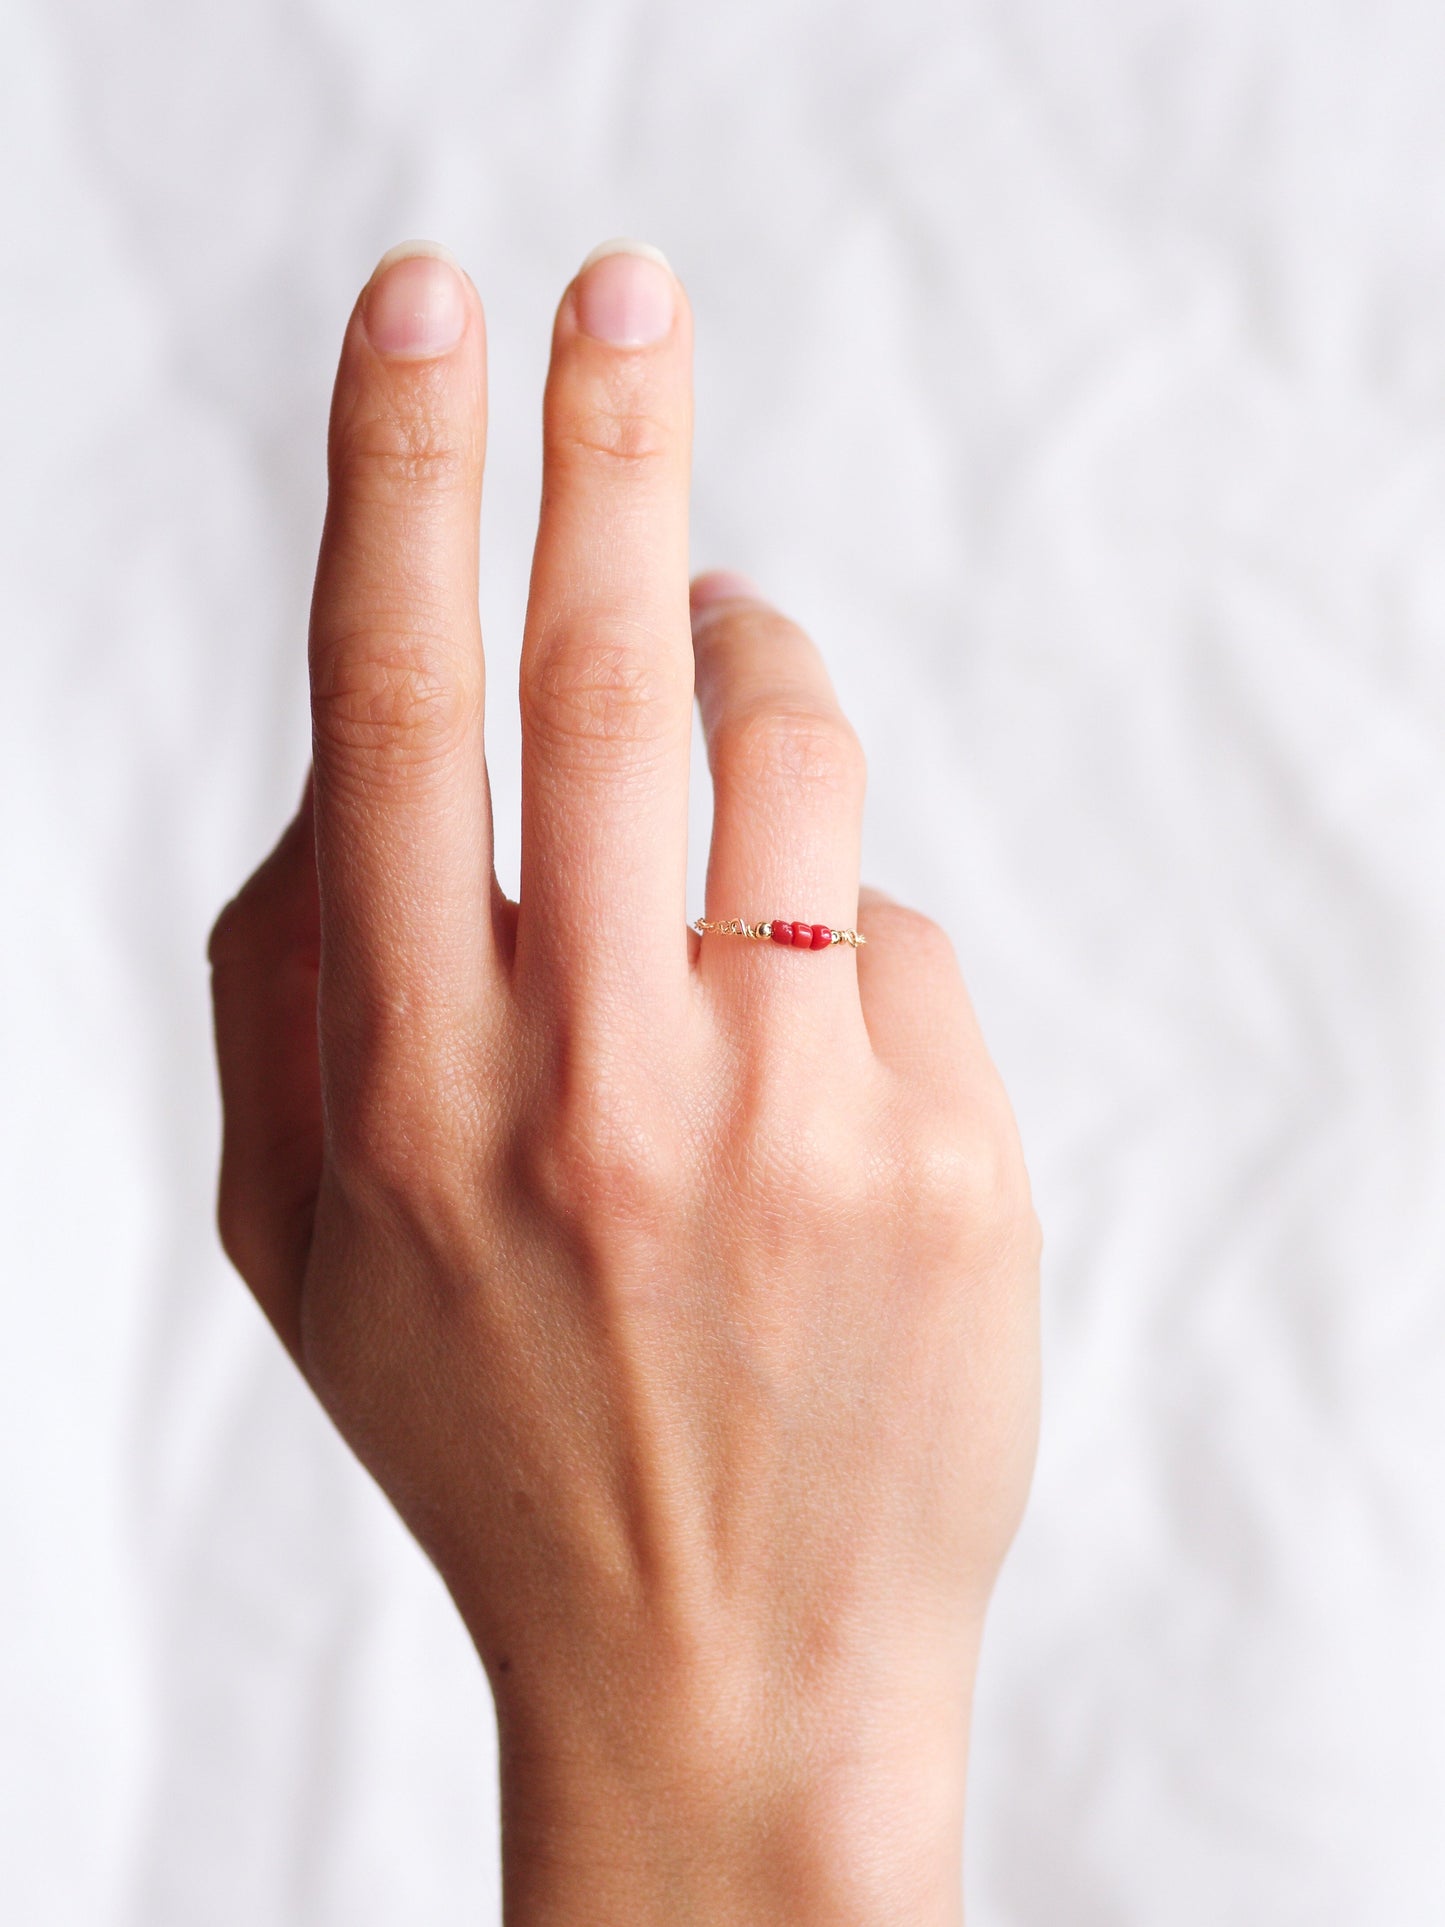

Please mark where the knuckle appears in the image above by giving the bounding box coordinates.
[867,902,956,965]
[713,702,866,799]
[215,1167,309,1303]
[905,1109,1033,1244]
[914,917,958,967]
[319,1003,475,1210]
[521,1073,685,1241]
[790,1121,876,1218]
[1020,1200,1045,1265]
[214,1175,252,1278]
[333,390,476,500]
[736,1097,877,1220]
[325,1110,419,1204]
[548,395,674,474]
[324,1075,462,1221]
[312,637,479,771]
[522,619,687,760]
[207,891,253,968]
[207,821,316,970]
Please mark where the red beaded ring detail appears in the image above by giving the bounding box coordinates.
[689,917,866,949]
[770,920,831,949]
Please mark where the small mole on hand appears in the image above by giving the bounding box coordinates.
[497,1655,512,1673]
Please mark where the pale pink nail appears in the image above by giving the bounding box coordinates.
[363,243,467,359]
[690,570,764,614]
[575,239,676,347]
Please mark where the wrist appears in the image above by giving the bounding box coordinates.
[489,1641,976,1926]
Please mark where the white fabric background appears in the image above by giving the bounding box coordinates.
[3,1,1444,1920]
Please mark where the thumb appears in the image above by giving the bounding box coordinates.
[208,775,322,1360]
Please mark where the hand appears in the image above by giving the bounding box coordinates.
[208,237,1041,1925]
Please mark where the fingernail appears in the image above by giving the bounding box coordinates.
[690,570,764,615]
[574,238,675,347]
[363,240,467,359]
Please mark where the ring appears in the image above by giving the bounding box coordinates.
[690,916,866,950]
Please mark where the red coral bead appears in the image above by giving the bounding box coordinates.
[769,919,794,945]
[810,923,832,949]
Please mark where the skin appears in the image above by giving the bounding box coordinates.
[208,238,1042,1925]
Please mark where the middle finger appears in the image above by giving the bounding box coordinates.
[517,241,694,1009]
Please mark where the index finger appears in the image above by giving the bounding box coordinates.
[308,243,499,1084]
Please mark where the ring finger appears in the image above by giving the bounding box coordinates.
[690,573,868,1032]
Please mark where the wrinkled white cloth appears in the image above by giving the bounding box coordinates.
[3,1,1443,1920]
